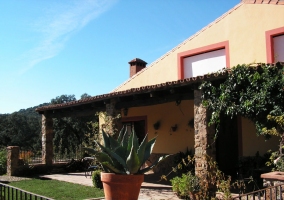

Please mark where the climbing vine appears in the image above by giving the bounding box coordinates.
[200,62,284,137]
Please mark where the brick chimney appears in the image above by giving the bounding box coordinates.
[129,58,147,77]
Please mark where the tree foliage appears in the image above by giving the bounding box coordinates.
[0,104,48,150]
[0,93,97,155]
[200,63,284,136]
[51,94,98,155]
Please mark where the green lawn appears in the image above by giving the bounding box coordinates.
[8,179,104,200]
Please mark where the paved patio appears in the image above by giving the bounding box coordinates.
[40,172,180,200]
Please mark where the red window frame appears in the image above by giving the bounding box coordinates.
[177,41,230,80]
[266,26,284,63]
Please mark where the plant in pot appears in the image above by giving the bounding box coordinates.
[85,126,167,200]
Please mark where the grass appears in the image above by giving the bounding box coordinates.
[8,178,104,200]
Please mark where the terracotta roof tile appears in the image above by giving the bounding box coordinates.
[242,0,284,4]
[36,70,229,112]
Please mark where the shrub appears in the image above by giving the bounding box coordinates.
[173,149,194,175]
[170,172,200,198]
[275,157,284,172]
[0,149,7,175]
[92,169,103,189]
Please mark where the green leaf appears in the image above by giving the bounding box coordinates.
[126,146,140,174]
[101,129,110,149]
[127,131,134,155]
[117,125,126,144]
[139,155,168,174]
[113,145,128,161]
[137,134,148,166]
[96,142,127,170]
[101,162,125,174]
[122,128,129,148]
[95,152,114,165]
[131,128,139,153]
[142,137,157,164]
[108,132,121,150]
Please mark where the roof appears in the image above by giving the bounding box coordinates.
[36,71,228,113]
[112,0,284,92]
[111,2,244,92]
[36,62,283,114]
[242,0,284,4]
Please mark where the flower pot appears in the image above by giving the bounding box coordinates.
[101,172,144,200]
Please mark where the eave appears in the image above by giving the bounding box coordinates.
[35,72,228,118]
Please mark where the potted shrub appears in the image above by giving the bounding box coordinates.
[85,126,167,200]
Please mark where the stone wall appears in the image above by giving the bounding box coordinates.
[42,114,53,166]
[105,99,122,134]
[6,146,19,176]
[194,89,216,177]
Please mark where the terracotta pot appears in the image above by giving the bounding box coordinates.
[101,172,144,200]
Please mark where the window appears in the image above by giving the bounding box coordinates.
[273,35,284,62]
[177,41,229,79]
[266,26,284,63]
[184,49,226,78]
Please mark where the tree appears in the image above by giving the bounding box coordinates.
[0,109,42,150]
[51,94,76,104]
[200,63,284,136]
[51,94,98,155]
[81,93,91,99]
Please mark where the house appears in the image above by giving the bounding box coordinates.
[36,0,284,176]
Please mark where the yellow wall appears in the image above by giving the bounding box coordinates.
[241,117,279,156]
[115,3,284,91]
[113,3,284,158]
[121,100,195,154]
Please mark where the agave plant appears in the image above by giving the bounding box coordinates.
[85,126,167,175]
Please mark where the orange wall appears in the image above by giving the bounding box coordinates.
[241,117,279,156]
[115,3,284,91]
[121,100,195,154]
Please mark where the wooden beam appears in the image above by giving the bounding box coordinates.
[115,93,193,109]
[42,106,104,118]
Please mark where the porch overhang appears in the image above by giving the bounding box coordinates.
[35,72,227,118]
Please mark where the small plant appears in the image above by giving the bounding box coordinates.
[171,172,200,198]
[0,149,7,175]
[92,169,103,189]
[266,149,284,171]
[85,126,167,174]
[264,115,284,172]
[163,155,233,199]
[216,175,232,199]
[173,149,194,175]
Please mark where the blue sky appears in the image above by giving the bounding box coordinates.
[0,0,240,114]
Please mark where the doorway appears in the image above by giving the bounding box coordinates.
[122,116,147,144]
[216,115,240,178]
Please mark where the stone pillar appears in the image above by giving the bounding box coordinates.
[42,114,53,166]
[104,99,122,135]
[194,89,216,177]
[6,146,19,176]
